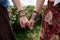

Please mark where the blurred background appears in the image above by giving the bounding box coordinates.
[8,0,48,6]
[8,0,48,40]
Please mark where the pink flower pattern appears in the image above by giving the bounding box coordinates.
[40,1,60,40]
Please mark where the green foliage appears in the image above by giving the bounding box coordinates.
[23,5,34,19]
[8,5,45,40]
[8,6,18,25]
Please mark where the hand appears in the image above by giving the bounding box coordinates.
[28,11,38,30]
[29,19,35,30]
[19,16,29,28]
[18,10,29,28]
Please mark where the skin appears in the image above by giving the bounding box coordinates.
[12,0,29,28]
[29,0,45,30]
[12,0,54,30]
[29,0,54,30]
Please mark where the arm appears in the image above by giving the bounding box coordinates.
[12,0,23,11]
[29,0,45,30]
[34,0,54,13]
[34,0,45,13]
[12,0,29,28]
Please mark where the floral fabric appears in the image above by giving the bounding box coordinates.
[40,1,60,40]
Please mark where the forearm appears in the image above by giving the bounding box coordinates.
[34,0,45,13]
[12,0,23,11]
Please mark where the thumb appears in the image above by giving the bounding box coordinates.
[29,21,34,30]
[20,21,25,28]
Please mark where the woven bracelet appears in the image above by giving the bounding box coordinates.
[18,10,26,17]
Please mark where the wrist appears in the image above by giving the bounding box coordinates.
[31,13,37,20]
[33,11,39,14]
[19,10,25,14]
[18,10,26,18]
[31,11,39,20]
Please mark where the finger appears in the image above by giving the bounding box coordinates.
[29,21,33,30]
[20,21,25,28]
[26,21,32,30]
[27,21,32,30]
[31,22,34,29]
[26,21,30,27]
[20,21,23,28]
[30,21,32,26]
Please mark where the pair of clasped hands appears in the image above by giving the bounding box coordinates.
[19,11,35,30]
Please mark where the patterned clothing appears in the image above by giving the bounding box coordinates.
[40,1,60,40]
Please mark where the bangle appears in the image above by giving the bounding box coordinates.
[31,11,39,20]
[19,10,24,13]
[33,11,39,14]
[20,15,25,17]
[18,10,26,17]
[31,13,37,20]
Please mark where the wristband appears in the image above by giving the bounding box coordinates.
[18,10,26,17]
[31,11,39,20]
[19,10,24,13]
[33,11,39,14]
[20,15,25,17]
[31,13,37,20]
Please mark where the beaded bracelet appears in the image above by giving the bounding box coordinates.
[18,10,26,17]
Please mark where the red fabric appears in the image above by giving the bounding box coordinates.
[40,1,60,40]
